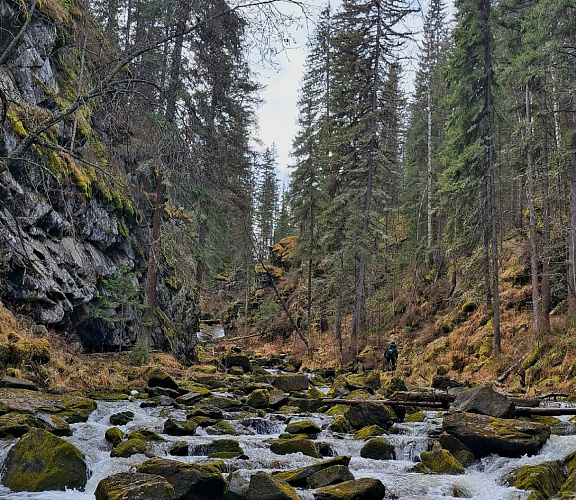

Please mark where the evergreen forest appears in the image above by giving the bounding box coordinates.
[1,0,576,393]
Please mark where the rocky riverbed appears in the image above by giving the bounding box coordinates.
[0,349,575,499]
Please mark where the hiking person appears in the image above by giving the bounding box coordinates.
[384,341,398,371]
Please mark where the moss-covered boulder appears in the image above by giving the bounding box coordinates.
[247,471,299,500]
[504,460,566,500]
[0,412,45,438]
[127,429,165,442]
[2,428,87,492]
[451,383,515,418]
[285,419,321,436]
[346,370,381,392]
[354,425,386,440]
[405,412,426,423]
[248,389,271,409]
[380,376,408,396]
[199,395,243,411]
[443,411,550,458]
[164,418,199,436]
[95,472,175,500]
[313,477,386,500]
[438,432,475,467]
[225,471,251,500]
[329,415,351,434]
[274,456,351,486]
[223,347,251,373]
[413,443,465,475]
[344,402,398,430]
[169,441,189,456]
[273,374,310,392]
[148,367,180,390]
[326,376,350,398]
[360,437,395,460]
[175,385,212,405]
[105,427,124,447]
[110,438,147,458]
[109,411,134,426]
[307,465,355,489]
[205,420,239,436]
[138,457,226,500]
[269,438,321,458]
[206,439,244,457]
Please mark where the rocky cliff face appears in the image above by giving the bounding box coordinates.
[0,0,197,360]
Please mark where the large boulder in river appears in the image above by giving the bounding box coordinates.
[95,472,175,500]
[148,367,180,391]
[224,347,251,373]
[360,437,395,460]
[450,383,515,418]
[2,428,87,492]
[270,437,321,458]
[344,401,398,430]
[247,471,299,500]
[274,374,310,392]
[503,460,566,499]
[137,457,226,500]
[443,411,550,458]
[284,419,321,436]
[274,456,352,486]
[313,477,386,500]
[412,443,465,475]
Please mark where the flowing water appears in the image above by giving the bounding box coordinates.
[0,396,574,499]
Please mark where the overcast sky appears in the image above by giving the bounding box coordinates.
[250,1,332,186]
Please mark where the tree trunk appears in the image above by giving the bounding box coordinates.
[569,90,576,313]
[540,87,551,331]
[526,85,541,334]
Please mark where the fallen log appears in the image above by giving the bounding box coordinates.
[390,391,544,408]
[515,406,576,416]
[320,398,448,408]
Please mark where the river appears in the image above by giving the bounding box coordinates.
[0,393,574,499]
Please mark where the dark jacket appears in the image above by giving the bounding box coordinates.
[385,345,398,359]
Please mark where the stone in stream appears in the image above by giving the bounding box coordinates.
[147,367,180,391]
[110,438,148,458]
[169,441,189,456]
[503,460,566,499]
[224,471,251,500]
[95,472,175,500]
[443,411,551,458]
[360,437,395,460]
[164,418,200,436]
[206,438,244,458]
[247,388,271,409]
[438,432,475,467]
[328,416,351,434]
[105,427,124,447]
[269,437,321,458]
[306,465,355,489]
[2,428,87,492]
[247,471,299,500]
[0,412,46,438]
[344,401,399,430]
[354,424,387,440]
[109,410,134,426]
[137,457,226,500]
[313,477,386,500]
[412,443,465,474]
[274,456,352,487]
[450,382,515,418]
[284,419,321,436]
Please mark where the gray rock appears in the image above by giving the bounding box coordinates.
[450,383,515,418]
[313,478,386,500]
[95,472,175,500]
[247,472,299,500]
[306,465,355,489]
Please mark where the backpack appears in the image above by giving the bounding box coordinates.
[385,345,397,358]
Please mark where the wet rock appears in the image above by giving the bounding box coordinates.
[95,472,175,500]
[224,471,250,500]
[164,418,199,436]
[247,471,299,500]
[175,386,211,405]
[35,413,72,436]
[0,412,45,438]
[307,465,355,489]
[443,411,550,458]
[169,441,188,456]
[128,429,165,442]
[313,477,386,500]
[0,389,96,423]
[248,388,270,409]
[109,410,134,426]
[284,419,321,436]
[346,370,381,392]
[224,348,251,373]
[413,443,465,474]
[438,432,475,467]
[328,416,351,434]
[138,457,226,500]
[274,456,352,487]
[205,420,239,436]
[200,395,243,411]
[105,427,124,447]
[326,376,350,398]
[2,428,87,492]
[354,424,387,440]
[287,396,325,413]
[187,405,224,419]
[360,437,395,460]
[149,386,181,399]
[504,460,566,499]
[450,383,515,418]
[380,376,408,395]
[344,402,398,430]
[271,374,309,392]
[148,368,179,391]
[0,376,38,390]
[110,438,147,458]
[206,438,244,457]
[269,438,321,458]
